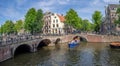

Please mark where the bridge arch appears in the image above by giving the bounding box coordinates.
[73,35,88,42]
[55,38,61,44]
[37,39,51,49]
[13,44,32,56]
[79,36,87,42]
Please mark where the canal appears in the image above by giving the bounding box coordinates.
[0,42,120,66]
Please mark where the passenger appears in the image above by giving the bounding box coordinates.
[70,36,79,44]
[71,38,76,44]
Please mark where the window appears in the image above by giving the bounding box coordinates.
[56,19,58,22]
[53,20,55,23]
[53,29,54,34]
[56,24,59,27]
[49,30,51,32]
[55,29,57,33]
[53,24,55,27]
[112,8,114,10]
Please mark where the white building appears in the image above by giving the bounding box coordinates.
[43,12,65,35]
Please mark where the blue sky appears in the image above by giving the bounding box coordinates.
[0,0,119,25]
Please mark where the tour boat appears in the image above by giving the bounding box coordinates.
[110,42,120,48]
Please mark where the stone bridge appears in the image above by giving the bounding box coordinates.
[0,35,68,62]
[42,34,120,43]
[1,34,120,62]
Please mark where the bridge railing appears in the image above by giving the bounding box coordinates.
[0,34,42,46]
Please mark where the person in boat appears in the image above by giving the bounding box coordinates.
[70,36,80,44]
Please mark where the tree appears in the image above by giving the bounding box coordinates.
[0,25,4,34]
[77,17,82,29]
[82,19,93,31]
[115,7,120,26]
[35,9,44,33]
[14,20,23,33]
[24,8,36,34]
[2,20,15,34]
[92,11,102,32]
[65,9,82,31]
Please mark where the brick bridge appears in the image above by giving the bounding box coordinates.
[1,34,120,62]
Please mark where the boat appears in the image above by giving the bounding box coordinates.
[110,42,120,48]
[68,41,79,48]
[68,36,80,48]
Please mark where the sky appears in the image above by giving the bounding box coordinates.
[0,0,119,25]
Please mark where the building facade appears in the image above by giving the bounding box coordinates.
[101,4,120,34]
[42,12,65,35]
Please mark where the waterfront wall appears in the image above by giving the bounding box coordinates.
[102,35,120,42]
[0,45,12,62]
[46,34,120,43]
[1,34,120,62]
[81,34,120,42]
[60,34,120,42]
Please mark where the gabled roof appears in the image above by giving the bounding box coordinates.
[57,14,65,22]
[108,4,119,10]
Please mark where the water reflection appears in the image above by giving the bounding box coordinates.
[108,48,120,66]
[66,48,81,66]
[0,43,120,66]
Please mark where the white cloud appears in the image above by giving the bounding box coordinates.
[31,0,56,12]
[90,0,105,7]
[92,0,99,5]
[15,0,27,6]
[1,0,119,24]
[76,0,106,21]
[32,0,70,12]
[57,0,70,5]
[103,0,119,3]
[78,0,104,14]
[0,7,23,22]
[38,0,55,7]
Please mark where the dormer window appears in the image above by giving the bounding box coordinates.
[52,13,54,15]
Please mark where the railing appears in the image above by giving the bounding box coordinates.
[0,34,42,46]
[0,32,107,47]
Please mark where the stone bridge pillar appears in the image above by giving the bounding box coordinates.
[31,44,37,52]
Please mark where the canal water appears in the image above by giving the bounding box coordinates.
[0,42,120,66]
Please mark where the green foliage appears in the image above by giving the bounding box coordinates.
[116,7,120,14]
[0,25,4,34]
[115,7,120,25]
[92,11,102,32]
[14,20,23,33]
[65,8,82,30]
[35,9,43,33]
[24,8,44,34]
[0,20,15,34]
[24,8,37,34]
[82,19,93,31]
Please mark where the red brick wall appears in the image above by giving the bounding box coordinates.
[87,35,102,42]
